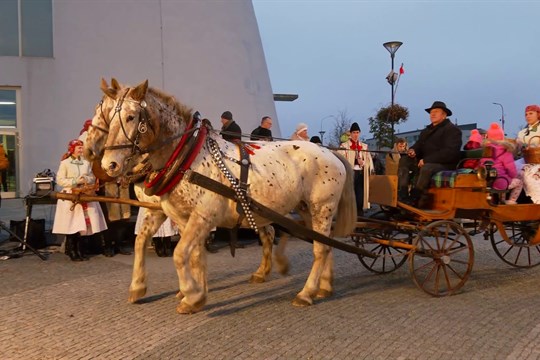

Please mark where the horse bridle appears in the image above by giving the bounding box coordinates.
[88,97,113,135]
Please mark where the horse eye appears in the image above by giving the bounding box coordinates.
[127,115,135,121]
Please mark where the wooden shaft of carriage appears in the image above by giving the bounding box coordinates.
[50,173,376,259]
[50,191,163,210]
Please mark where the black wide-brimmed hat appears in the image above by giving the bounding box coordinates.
[425,101,452,116]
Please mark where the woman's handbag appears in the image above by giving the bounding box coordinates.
[523,136,540,164]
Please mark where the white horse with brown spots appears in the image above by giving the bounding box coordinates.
[84,79,281,304]
[97,79,356,314]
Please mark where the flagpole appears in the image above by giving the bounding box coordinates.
[393,63,404,100]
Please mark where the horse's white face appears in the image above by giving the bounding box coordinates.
[102,81,159,177]
[84,95,115,161]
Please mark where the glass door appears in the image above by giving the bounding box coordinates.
[0,133,18,198]
[0,88,19,198]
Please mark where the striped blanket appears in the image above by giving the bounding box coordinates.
[431,168,475,188]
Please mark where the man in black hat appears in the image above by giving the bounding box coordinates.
[220,111,242,143]
[339,122,373,216]
[398,101,462,207]
[250,116,273,141]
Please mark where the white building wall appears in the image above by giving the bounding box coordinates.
[0,0,277,195]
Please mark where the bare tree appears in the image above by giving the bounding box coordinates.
[329,110,352,147]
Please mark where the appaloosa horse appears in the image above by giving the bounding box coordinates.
[96,79,356,314]
[84,79,280,304]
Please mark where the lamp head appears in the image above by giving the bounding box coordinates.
[383,41,403,55]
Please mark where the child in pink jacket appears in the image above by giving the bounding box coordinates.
[479,123,523,204]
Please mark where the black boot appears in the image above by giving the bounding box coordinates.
[65,234,83,261]
[75,235,89,261]
[153,237,166,257]
[162,236,173,257]
[205,235,219,253]
[113,222,132,255]
[405,188,422,207]
[101,233,115,257]
[398,187,409,202]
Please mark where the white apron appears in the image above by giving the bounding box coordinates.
[134,207,178,238]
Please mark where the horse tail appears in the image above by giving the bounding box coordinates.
[332,151,357,237]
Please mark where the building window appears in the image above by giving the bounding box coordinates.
[0,90,17,127]
[0,0,53,57]
[0,0,19,56]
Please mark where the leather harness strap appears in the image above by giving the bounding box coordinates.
[185,170,375,258]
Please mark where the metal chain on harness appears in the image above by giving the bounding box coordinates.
[207,138,258,233]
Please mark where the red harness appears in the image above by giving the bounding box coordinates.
[143,118,209,196]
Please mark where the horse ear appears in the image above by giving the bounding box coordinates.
[100,78,109,89]
[111,78,121,90]
[131,80,149,102]
[100,78,118,100]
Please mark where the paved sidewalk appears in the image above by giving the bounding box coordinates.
[1,199,540,359]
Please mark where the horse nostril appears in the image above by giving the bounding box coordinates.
[108,162,118,171]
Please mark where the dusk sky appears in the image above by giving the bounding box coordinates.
[253,0,539,143]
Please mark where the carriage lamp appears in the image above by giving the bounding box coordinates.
[483,161,498,182]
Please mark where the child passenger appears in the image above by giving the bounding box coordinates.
[462,129,483,169]
[479,123,523,204]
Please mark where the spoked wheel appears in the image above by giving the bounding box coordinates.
[353,226,414,274]
[489,221,540,268]
[409,220,474,297]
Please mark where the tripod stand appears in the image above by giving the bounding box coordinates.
[0,220,47,260]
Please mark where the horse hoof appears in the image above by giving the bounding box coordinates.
[175,291,184,300]
[128,287,147,303]
[249,274,266,283]
[292,296,312,307]
[315,289,333,299]
[176,301,204,314]
[277,262,289,275]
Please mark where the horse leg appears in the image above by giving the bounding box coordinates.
[174,217,211,314]
[128,211,166,303]
[315,249,334,299]
[274,231,290,275]
[292,216,331,307]
[292,241,331,306]
[249,225,275,283]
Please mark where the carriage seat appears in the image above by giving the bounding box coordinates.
[430,149,485,188]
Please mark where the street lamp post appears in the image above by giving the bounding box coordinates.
[383,41,403,144]
[319,115,333,145]
[492,102,505,132]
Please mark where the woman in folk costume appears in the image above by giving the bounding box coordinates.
[52,139,108,261]
[516,105,540,203]
[290,123,309,141]
[78,119,131,257]
[339,122,374,216]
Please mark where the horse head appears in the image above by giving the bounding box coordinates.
[101,79,192,178]
[83,78,122,162]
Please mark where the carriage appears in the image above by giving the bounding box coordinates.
[351,170,540,297]
[73,78,539,313]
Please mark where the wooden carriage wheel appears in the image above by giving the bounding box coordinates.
[353,227,413,274]
[489,221,540,268]
[409,220,474,297]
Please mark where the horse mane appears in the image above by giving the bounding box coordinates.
[147,86,193,125]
